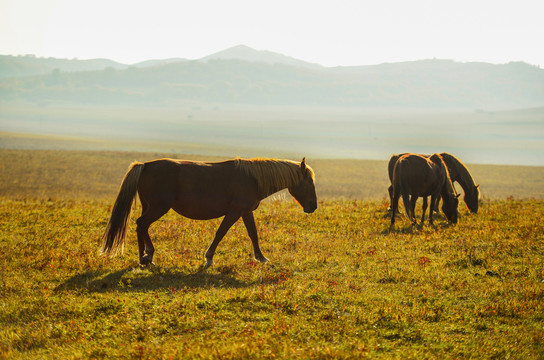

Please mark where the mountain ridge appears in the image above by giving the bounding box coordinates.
[1,45,543,109]
[199,44,323,69]
[0,55,128,78]
[4,44,541,77]
[0,45,324,78]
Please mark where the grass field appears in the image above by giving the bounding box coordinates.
[1,149,543,200]
[1,149,543,359]
[1,198,543,359]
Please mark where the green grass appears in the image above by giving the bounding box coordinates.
[1,197,543,359]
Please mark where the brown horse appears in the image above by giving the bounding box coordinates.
[387,152,479,213]
[101,157,317,267]
[390,153,459,227]
[439,153,480,213]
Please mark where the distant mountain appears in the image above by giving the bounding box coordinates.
[1,47,543,109]
[198,45,323,69]
[0,55,128,79]
[131,58,187,68]
[0,55,192,79]
[0,45,321,78]
[325,59,544,107]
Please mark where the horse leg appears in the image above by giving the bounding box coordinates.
[420,196,428,225]
[434,195,441,213]
[204,212,241,268]
[410,196,420,224]
[387,185,394,211]
[402,191,415,225]
[136,201,149,264]
[390,188,400,227]
[429,194,438,226]
[242,212,268,263]
[136,203,170,266]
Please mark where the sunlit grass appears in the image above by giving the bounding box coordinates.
[1,148,542,358]
[1,198,543,359]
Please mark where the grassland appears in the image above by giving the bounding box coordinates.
[1,149,543,200]
[1,149,543,359]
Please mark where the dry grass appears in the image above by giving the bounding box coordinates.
[1,149,543,201]
[1,198,543,359]
[1,149,543,359]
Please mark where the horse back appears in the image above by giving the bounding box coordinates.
[138,159,258,199]
[394,154,443,196]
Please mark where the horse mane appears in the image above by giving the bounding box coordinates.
[235,158,314,198]
[440,152,478,191]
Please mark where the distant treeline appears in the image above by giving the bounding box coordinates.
[1,56,543,108]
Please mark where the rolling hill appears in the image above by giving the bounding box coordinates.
[1,45,543,108]
[199,44,323,69]
[0,55,128,78]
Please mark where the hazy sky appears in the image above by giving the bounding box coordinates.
[1,0,543,67]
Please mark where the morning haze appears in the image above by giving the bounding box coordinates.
[1,45,543,166]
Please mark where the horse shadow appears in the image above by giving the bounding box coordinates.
[382,210,456,234]
[383,220,456,234]
[55,265,252,293]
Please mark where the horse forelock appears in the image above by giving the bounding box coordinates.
[235,158,311,197]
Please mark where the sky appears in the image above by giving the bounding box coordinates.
[1,0,543,67]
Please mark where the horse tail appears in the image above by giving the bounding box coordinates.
[395,158,411,218]
[392,157,402,194]
[387,154,401,182]
[101,162,145,256]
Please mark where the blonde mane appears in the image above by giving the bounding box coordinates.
[235,158,314,198]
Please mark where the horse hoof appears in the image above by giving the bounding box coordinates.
[204,259,213,268]
[139,261,155,268]
[139,257,154,266]
[255,256,269,263]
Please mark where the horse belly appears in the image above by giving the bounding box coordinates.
[409,186,434,197]
[406,173,439,197]
[172,195,230,220]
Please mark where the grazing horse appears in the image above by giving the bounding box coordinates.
[101,157,317,267]
[439,153,480,213]
[387,152,480,213]
[390,153,459,227]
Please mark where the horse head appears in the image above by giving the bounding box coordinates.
[465,184,480,213]
[442,193,460,224]
[288,158,317,213]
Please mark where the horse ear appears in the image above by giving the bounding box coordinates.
[300,157,310,177]
[476,184,480,189]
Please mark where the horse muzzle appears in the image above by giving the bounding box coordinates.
[303,203,318,214]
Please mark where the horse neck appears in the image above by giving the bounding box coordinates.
[441,174,456,199]
[237,159,302,198]
[441,153,476,191]
[434,155,456,198]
